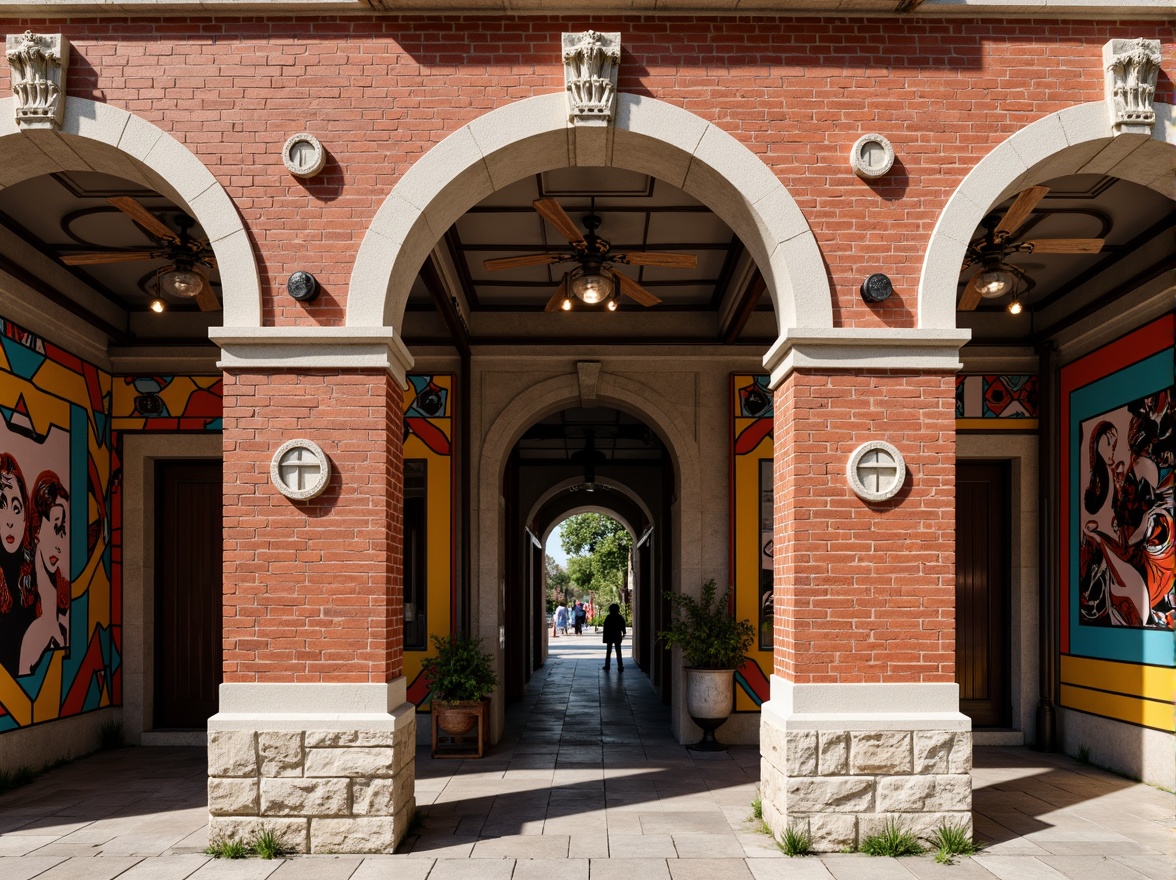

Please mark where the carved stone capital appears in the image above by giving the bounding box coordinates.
[562,30,621,126]
[1103,38,1161,136]
[6,31,68,130]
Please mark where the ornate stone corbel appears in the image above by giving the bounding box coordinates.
[562,31,621,126]
[6,31,68,130]
[1103,38,1161,136]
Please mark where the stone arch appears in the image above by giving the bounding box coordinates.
[348,92,831,335]
[533,491,653,544]
[919,102,1176,329]
[0,98,261,326]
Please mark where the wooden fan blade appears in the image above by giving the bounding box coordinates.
[194,284,220,312]
[613,270,661,307]
[108,197,181,244]
[545,275,570,312]
[958,283,983,311]
[615,252,698,268]
[61,250,157,265]
[483,253,567,271]
[533,199,585,245]
[1023,238,1104,254]
[994,185,1049,239]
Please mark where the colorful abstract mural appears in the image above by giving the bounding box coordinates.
[955,374,1039,430]
[730,374,772,711]
[111,375,223,433]
[0,319,117,732]
[402,375,455,710]
[1060,315,1175,732]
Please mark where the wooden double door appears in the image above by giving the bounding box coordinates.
[955,461,1011,729]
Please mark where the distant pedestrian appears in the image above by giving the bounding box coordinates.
[554,603,567,638]
[602,603,625,671]
[573,600,587,636]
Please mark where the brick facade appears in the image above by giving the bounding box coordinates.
[222,370,404,682]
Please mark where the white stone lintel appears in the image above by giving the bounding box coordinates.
[763,327,971,389]
[212,680,410,725]
[761,676,971,732]
[211,325,414,387]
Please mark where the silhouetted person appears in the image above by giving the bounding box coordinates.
[602,603,625,671]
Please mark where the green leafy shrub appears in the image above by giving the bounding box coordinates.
[421,633,498,703]
[860,820,924,857]
[930,822,981,864]
[657,579,754,669]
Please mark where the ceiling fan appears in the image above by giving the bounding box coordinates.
[59,196,219,312]
[482,198,698,312]
[958,185,1105,311]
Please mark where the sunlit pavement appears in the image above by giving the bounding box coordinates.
[0,635,1171,878]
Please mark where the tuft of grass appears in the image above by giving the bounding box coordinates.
[860,820,925,857]
[205,837,251,859]
[251,826,290,860]
[779,824,813,857]
[1076,744,1091,764]
[930,822,981,864]
[0,765,38,794]
[99,720,126,751]
[751,794,763,821]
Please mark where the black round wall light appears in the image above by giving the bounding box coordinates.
[287,271,320,303]
[860,273,893,303]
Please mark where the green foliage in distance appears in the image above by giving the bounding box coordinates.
[559,513,633,610]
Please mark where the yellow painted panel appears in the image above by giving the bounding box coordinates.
[1061,655,1175,703]
[33,652,63,724]
[1060,684,1175,732]
[0,670,32,726]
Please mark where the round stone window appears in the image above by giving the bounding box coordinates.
[847,440,906,502]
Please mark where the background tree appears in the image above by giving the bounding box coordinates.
[559,513,633,613]
[545,554,570,612]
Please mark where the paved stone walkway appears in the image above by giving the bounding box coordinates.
[0,636,1172,878]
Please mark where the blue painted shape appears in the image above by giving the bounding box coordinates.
[16,648,52,701]
[1068,348,1175,668]
[70,405,87,582]
[82,673,102,712]
[0,713,18,733]
[1,336,45,380]
[61,592,89,695]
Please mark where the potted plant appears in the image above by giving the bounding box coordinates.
[658,579,755,751]
[421,633,498,757]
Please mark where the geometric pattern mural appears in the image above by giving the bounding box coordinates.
[955,374,1039,430]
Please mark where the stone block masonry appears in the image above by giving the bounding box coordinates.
[207,721,417,853]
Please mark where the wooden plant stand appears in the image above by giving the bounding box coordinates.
[431,699,489,758]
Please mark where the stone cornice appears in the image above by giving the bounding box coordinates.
[763,327,971,388]
[3,0,1171,18]
[211,325,415,386]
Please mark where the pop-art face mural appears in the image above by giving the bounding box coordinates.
[1078,390,1174,630]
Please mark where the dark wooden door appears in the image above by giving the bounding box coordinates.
[156,460,223,728]
[955,461,1011,728]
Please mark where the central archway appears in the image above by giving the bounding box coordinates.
[347,92,831,336]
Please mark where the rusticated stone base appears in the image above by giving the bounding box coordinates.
[206,683,416,854]
[759,679,972,852]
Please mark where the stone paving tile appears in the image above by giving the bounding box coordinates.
[513,857,590,880]
[184,858,291,879]
[471,834,570,858]
[588,858,671,880]
[639,811,730,834]
[607,832,677,858]
[427,857,520,880]
[671,833,748,859]
[267,856,363,879]
[1109,854,1176,880]
[0,855,72,880]
[569,831,610,859]
[402,835,478,858]
[821,855,921,879]
[902,856,1002,879]
[667,857,755,880]
[0,834,61,856]
[971,856,1070,880]
[34,856,145,879]
[115,854,216,879]
[1038,856,1155,880]
[746,858,837,879]
[350,855,435,880]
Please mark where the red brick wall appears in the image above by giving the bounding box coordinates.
[222,370,403,683]
[773,371,957,684]
[1,16,1168,330]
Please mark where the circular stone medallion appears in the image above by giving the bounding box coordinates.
[282,133,326,178]
[847,440,906,502]
[271,438,331,500]
[850,133,895,179]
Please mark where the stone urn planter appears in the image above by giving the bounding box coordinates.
[658,579,755,752]
[684,667,736,751]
